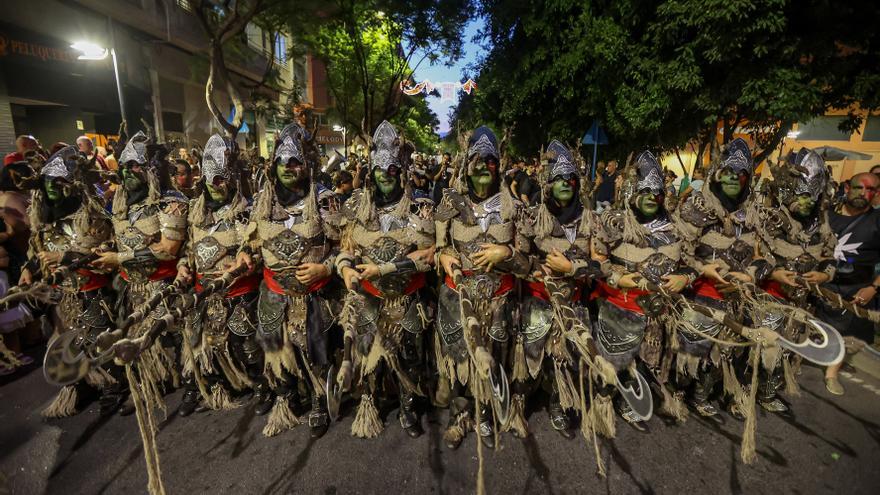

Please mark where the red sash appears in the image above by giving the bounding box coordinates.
[692,277,724,301]
[526,280,583,302]
[761,280,788,300]
[591,280,649,314]
[196,273,261,298]
[74,269,109,292]
[120,259,178,283]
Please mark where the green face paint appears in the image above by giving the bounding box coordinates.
[551,178,574,205]
[276,159,305,191]
[719,169,742,199]
[44,178,64,202]
[636,192,659,217]
[206,180,230,203]
[789,194,816,218]
[373,168,397,196]
[469,162,494,199]
[121,166,146,194]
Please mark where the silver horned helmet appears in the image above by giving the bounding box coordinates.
[634,150,664,195]
[118,131,148,166]
[786,147,828,203]
[370,120,402,172]
[467,126,499,163]
[273,123,306,167]
[546,140,578,182]
[717,137,753,177]
[42,145,79,180]
[201,134,233,185]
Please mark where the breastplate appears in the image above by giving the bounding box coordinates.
[192,217,240,274]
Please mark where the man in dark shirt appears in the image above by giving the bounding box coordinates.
[817,172,880,395]
[595,159,619,210]
[512,161,540,205]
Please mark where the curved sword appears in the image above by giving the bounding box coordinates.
[616,369,653,421]
[488,362,510,424]
[325,366,342,420]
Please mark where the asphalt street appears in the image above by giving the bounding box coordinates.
[1,361,878,494]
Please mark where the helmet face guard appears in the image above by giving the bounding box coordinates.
[201,134,233,186]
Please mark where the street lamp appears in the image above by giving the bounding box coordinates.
[72,33,127,131]
[333,124,347,159]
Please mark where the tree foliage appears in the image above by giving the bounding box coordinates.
[455,0,880,164]
[293,0,471,143]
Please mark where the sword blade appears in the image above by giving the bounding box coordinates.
[615,369,653,421]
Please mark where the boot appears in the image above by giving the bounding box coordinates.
[178,389,201,417]
[549,395,574,439]
[253,381,275,416]
[477,405,495,449]
[308,393,329,438]
[398,393,423,438]
[758,374,789,413]
[691,374,721,421]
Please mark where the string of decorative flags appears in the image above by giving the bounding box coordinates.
[399,78,478,102]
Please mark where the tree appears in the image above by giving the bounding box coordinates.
[456,0,880,164]
[192,0,294,140]
[294,0,472,141]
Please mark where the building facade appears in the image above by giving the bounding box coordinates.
[0,0,335,158]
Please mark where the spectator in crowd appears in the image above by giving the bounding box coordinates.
[817,172,880,395]
[76,136,107,170]
[0,161,35,375]
[173,159,196,198]
[871,165,880,208]
[594,159,619,211]
[103,139,119,171]
[431,152,453,205]
[334,171,354,204]
[678,166,705,202]
[4,135,41,166]
[510,159,540,205]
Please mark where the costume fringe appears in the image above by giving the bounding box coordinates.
[592,355,619,388]
[433,330,453,378]
[783,357,801,397]
[554,362,578,411]
[42,385,78,418]
[473,373,487,495]
[263,346,301,384]
[434,376,451,408]
[502,393,529,437]
[587,393,616,439]
[676,353,702,379]
[721,359,739,399]
[740,347,761,464]
[579,363,606,477]
[511,337,528,382]
[125,365,166,495]
[0,335,21,369]
[355,184,374,224]
[443,410,472,445]
[534,202,556,239]
[351,394,383,439]
[216,350,251,391]
[84,368,117,389]
[659,386,688,422]
[209,383,240,411]
[262,397,301,437]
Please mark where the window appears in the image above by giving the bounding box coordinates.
[274,34,288,65]
[797,116,853,141]
[863,115,880,142]
[245,23,264,52]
